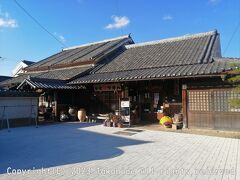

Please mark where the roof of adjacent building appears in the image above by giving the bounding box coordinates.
[0,65,92,87]
[22,60,35,65]
[0,76,12,83]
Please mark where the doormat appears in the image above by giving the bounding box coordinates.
[124,129,144,133]
[114,131,136,136]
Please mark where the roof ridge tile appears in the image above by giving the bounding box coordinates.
[63,34,130,51]
[125,30,217,49]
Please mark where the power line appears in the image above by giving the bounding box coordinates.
[13,0,66,47]
[223,0,240,56]
[223,21,240,56]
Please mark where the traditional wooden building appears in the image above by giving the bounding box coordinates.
[1,35,134,120]
[1,30,240,130]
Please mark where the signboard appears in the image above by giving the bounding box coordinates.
[120,99,131,125]
[121,101,130,108]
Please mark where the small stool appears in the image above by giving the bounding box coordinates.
[172,122,183,130]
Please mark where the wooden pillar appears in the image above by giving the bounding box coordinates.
[182,84,188,128]
[54,91,58,120]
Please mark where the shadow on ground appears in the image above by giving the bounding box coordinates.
[0,123,149,174]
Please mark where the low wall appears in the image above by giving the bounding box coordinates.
[0,97,38,120]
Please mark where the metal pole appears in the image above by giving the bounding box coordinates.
[28,102,32,125]
[34,105,38,128]
[1,106,5,129]
[35,116,38,128]
[6,109,10,132]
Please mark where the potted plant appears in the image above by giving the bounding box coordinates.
[108,112,114,121]
[105,113,114,127]
[60,110,69,122]
[118,122,123,128]
[116,115,123,128]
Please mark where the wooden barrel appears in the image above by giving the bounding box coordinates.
[78,109,86,122]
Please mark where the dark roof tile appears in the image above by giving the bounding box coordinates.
[0,76,12,82]
[22,60,34,65]
[0,66,92,86]
[17,77,85,90]
[26,35,133,70]
[95,31,219,74]
[69,60,240,84]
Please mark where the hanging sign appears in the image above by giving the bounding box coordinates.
[94,83,121,92]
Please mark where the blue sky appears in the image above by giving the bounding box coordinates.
[0,0,240,76]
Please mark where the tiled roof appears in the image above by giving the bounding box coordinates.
[70,31,240,84]
[22,60,34,65]
[26,35,133,71]
[35,65,92,80]
[95,31,220,74]
[0,66,92,86]
[0,76,12,82]
[0,35,133,88]
[3,31,240,87]
[0,73,42,87]
[17,77,85,90]
[69,59,240,84]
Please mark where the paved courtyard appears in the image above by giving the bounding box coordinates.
[0,122,239,180]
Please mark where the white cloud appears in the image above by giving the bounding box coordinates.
[54,32,66,43]
[162,15,173,21]
[0,10,18,29]
[105,15,130,29]
[0,18,17,28]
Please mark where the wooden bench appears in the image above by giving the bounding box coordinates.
[86,114,108,123]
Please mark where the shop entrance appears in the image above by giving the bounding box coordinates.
[140,92,156,122]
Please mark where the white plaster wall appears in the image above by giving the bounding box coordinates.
[0,97,38,119]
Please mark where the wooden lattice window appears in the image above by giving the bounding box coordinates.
[188,91,211,111]
[188,89,240,112]
[213,90,240,112]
